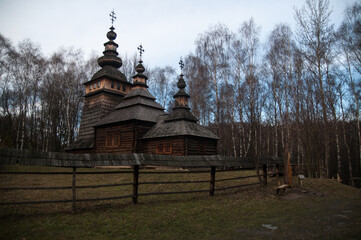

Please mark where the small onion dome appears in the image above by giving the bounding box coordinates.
[107,28,117,41]
[135,61,146,74]
[132,60,148,87]
[177,74,186,89]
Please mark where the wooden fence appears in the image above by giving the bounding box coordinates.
[0,148,281,213]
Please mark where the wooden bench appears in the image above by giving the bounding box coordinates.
[275,184,291,195]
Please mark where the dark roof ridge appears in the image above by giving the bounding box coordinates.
[123,88,156,100]
[115,102,165,111]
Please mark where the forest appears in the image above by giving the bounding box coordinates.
[0,0,360,182]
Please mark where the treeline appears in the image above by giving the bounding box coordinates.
[185,0,361,179]
[181,0,361,181]
[0,39,91,151]
[0,0,360,181]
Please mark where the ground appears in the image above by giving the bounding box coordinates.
[0,166,360,240]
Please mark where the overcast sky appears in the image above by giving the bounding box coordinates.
[0,0,356,70]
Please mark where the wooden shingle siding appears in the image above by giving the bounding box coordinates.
[78,92,124,140]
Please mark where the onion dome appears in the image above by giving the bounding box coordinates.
[173,61,190,102]
[132,45,148,88]
[165,58,197,122]
[97,26,122,68]
[89,10,127,83]
[177,73,186,89]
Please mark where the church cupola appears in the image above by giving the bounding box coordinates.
[84,10,130,96]
[132,45,148,89]
[165,59,197,122]
[97,13,122,68]
[173,59,190,108]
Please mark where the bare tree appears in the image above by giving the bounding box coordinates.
[295,0,335,177]
[148,66,177,111]
[337,1,361,174]
[184,54,212,126]
[265,23,294,157]
[234,18,262,161]
[195,24,232,133]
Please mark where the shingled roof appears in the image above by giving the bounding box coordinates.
[93,64,165,127]
[142,115,219,139]
[87,65,127,83]
[142,63,219,141]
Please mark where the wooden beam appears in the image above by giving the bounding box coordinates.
[132,165,139,204]
[263,164,268,185]
[210,166,216,196]
[72,167,76,213]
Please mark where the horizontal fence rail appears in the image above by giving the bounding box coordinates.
[0,148,282,212]
[0,165,276,213]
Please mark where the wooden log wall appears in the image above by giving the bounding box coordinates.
[142,137,186,155]
[95,120,156,154]
[185,137,217,155]
[78,92,124,140]
[95,122,134,153]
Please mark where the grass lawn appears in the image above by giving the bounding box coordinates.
[0,165,360,240]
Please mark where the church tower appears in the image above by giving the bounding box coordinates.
[65,11,131,153]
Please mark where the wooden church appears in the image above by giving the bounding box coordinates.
[65,15,219,156]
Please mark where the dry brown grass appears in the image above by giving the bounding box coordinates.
[0,165,360,240]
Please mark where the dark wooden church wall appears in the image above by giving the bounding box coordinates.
[95,122,134,153]
[185,137,217,155]
[78,93,124,140]
[95,120,156,154]
[142,137,186,156]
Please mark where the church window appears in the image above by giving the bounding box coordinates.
[97,82,100,88]
[156,140,172,154]
[157,143,163,153]
[89,85,92,90]
[117,82,120,90]
[122,84,126,92]
[106,132,121,148]
[111,81,114,88]
[164,142,171,153]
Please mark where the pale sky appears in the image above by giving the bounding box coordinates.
[0,0,356,69]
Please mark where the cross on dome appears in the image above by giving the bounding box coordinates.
[109,10,116,27]
[138,44,145,60]
[179,58,184,73]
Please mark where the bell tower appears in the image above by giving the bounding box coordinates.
[66,11,131,153]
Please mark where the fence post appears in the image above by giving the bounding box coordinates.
[210,166,216,196]
[72,167,76,213]
[133,165,139,204]
[262,164,267,186]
